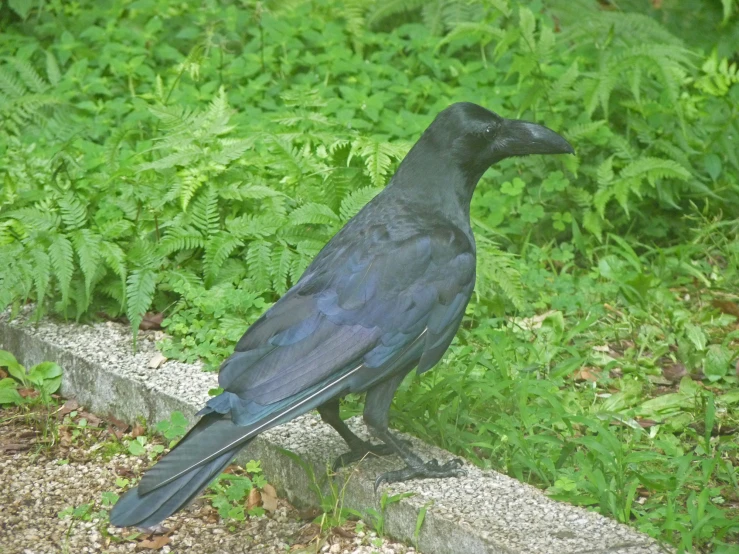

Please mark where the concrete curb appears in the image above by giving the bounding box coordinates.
[1,310,671,554]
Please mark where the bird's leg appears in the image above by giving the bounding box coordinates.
[363,373,465,491]
[317,399,396,470]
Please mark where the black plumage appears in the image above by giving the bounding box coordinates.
[110,102,573,528]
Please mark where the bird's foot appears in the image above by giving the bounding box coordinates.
[374,458,465,492]
[332,439,410,471]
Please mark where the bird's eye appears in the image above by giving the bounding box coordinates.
[483,125,496,140]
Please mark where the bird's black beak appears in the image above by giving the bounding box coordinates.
[500,119,574,157]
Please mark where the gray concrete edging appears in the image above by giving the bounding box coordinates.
[0,309,670,554]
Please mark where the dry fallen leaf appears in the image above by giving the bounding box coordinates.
[247,488,261,511]
[107,415,130,433]
[139,312,165,331]
[56,399,80,419]
[60,427,74,447]
[516,310,556,331]
[712,299,739,318]
[137,534,171,550]
[261,483,278,512]
[131,423,146,438]
[332,526,354,539]
[222,464,241,474]
[148,353,168,369]
[574,367,601,382]
[662,363,688,383]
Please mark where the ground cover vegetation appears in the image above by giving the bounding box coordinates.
[1,0,738,551]
[0,350,385,552]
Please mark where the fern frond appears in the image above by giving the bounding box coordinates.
[191,186,220,237]
[367,0,424,27]
[568,188,593,209]
[582,210,603,240]
[476,242,524,311]
[596,156,615,186]
[31,249,50,315]
[148,103,198,132]
[289,202,340,226]
[229,214,284,240]
[59,193,88,230]
[45,51,61,86]
[204,231,243,285]
[212,138,250,165]
[126,269,157,344]
[138,145,200,172]
[5,207,60,232]
[99,241,127,309]
[272,243,294,295]
[620,157,691,185]
[159,225,205,254]
[70,229,102,298]
[339,186,382,221]
[350,137,409,187]
[179,169,207,211]
[217,181,283,201]
[49,234,74,307]
[200,86,234,138]
[4,58,48,94]
[246,240,273,291]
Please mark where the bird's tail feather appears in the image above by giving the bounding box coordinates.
[109,414,253,528]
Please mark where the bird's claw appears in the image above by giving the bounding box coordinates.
[374,458,466,492]
[332,440,410,471]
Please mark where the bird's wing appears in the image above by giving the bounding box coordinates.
[203,223,476,426]
[137,224,474,496]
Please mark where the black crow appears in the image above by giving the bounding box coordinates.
[110,102,573,528]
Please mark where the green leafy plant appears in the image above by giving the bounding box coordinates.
[1,0,738,549]
[0,350,62,406]
[205,461,268,522]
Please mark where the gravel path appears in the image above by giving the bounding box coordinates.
[0,406,420,554]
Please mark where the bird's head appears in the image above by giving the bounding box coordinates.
[425,102,574,179]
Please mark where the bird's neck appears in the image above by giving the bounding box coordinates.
[386,147,479,232]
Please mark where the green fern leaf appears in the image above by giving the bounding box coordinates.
[138,146,200,172]
[367,0,425,27]
[49,234,74,307]
[289,202,340,226]
[191,186,220,237]
[246,240,272,291]
[582,210,603,240]
[5,57,47,94]
[45,51,61,86]
[272,243,294,295]
[596,156,615,186]
[179,170,207,211]
[351,138,409,187]
[212,138,250,165]
[228,214,284,240]
[620,157,691,185]
[204,231,243,285]
[218,182,284,201]
[31,249,50,315]
[59,193,87,230]
[71,229,102,299]
[159,225,205,255]
[5,207,61,232]
[126,269,157,345]
[340,186,382,221]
